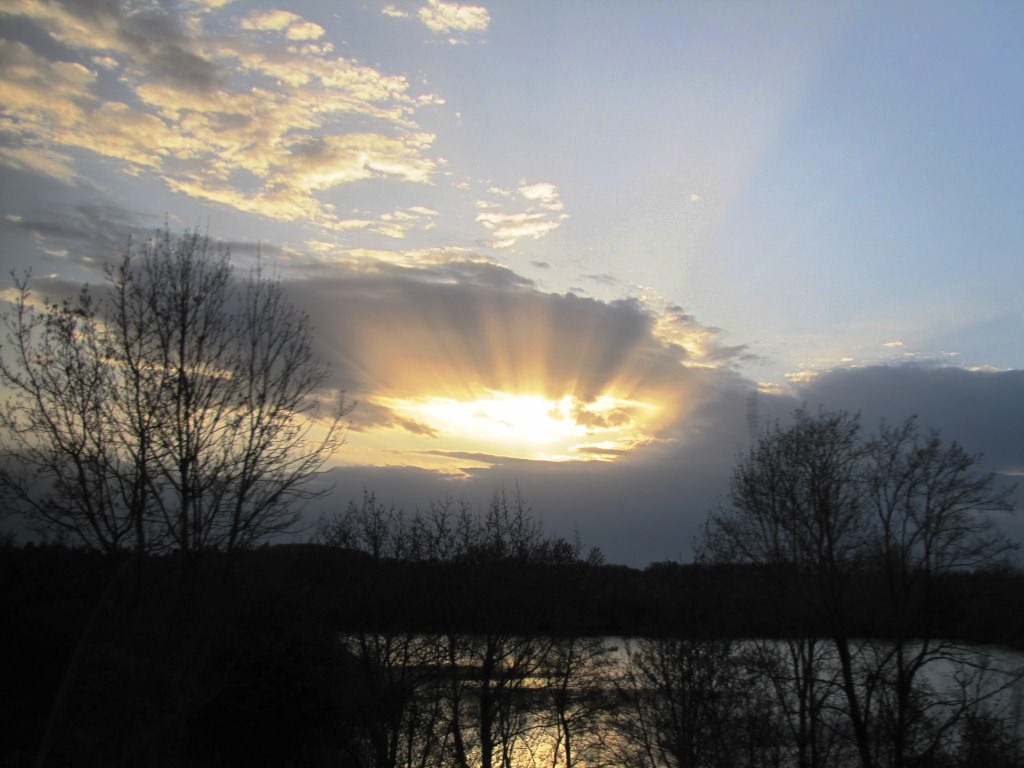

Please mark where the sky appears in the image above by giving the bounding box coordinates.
[1,0,1022,565]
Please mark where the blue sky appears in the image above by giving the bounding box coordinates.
[1,0,1022,563]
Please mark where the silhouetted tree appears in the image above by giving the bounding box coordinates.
[317,486,614,768]
[954,705,1024,768]
[1,227,348,555]
[0,228,349,766]
[612,637,781,768]
[704,409,1019,768]
[539,635,617,768]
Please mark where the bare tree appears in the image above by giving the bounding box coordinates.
[703,409,1019,768]
[1,227,348,555]
[858,418,1019,768]
[318,486,606,768]
[0,281,150,553]
[540,635,616,768]
[439,488,568,768]
[1,228,350,766]
[612,636,778,768]
[743,637,846,768]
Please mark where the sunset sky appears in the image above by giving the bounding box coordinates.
[2,0,1022,564]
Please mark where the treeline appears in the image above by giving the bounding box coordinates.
[3,532,1024,767]
[6,536,1024,646]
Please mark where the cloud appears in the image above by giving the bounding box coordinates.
[0,145,78,185]
[418,0,490,38]
[794,364,1024,479]
[332,206,439,239]
[281,258,748,456]
[650,301,754,367]
[3,0,224,90]
[312,375,756,565]
[241,10,326,41]
[309,362,1024,566]
[476,181,568,249]
[0,200,153,268]
[518,181,564,211]
[6,204,1020,566]
[476,211,562,248]
[0,1,440,227]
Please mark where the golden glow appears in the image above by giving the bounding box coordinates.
[374,389,661,462]
[316,278,706,473]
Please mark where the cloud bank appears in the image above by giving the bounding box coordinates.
[311,361,1023,566]
[282,255,746,467]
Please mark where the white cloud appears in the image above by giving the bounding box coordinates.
[518,180,564,211]
[188,0,235,10]
[418,0,489,37]
[241,10,303,33]
[90,54,120,70]
[0,2,441,228]
[363,206,442,239]
[477,211,561,248]
[241,10,325,40]
[408,206,439,217]
[286,21,326,41]
[475,180,568,249]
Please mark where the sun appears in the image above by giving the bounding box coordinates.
[419,393,584,445]
[374,389,660,462]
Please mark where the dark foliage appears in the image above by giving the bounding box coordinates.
[2,539,1022,766]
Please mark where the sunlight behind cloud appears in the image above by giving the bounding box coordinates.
[374,390,660,462]
[282,263,748,472]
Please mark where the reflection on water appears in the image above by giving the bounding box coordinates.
[340,633,1024,768]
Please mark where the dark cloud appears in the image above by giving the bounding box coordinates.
[4,209,1020,566]
[303,364,1024,567]
[0,193,158,276]
[303,376,756,566]
[791,365,1024,546]
[794,365,1024,477]
[414,449,514,465]
[574,445,630,458]
[346,399,439,438]
[0,189,290,281]
[28,0,224,90]
[287,264,734,426]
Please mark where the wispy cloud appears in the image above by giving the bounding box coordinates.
[476,180,568,249]
[329,206,440,239]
